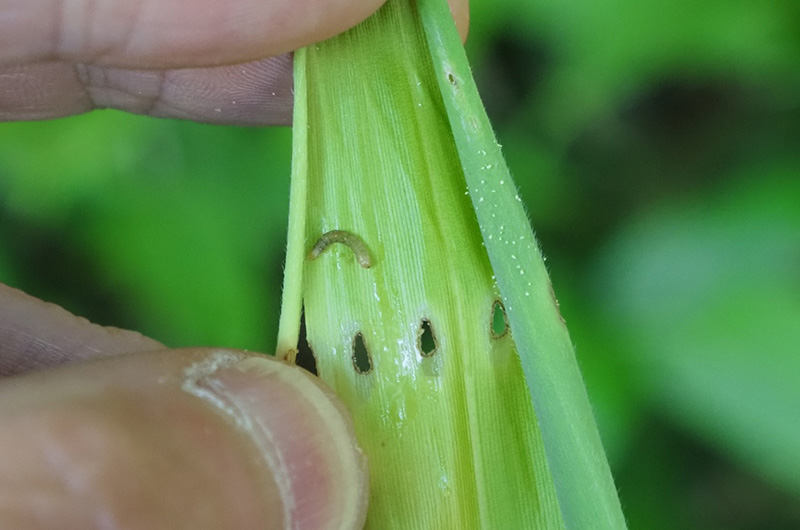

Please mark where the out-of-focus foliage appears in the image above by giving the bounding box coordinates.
[1,115,292,349]
[1,0,798,528]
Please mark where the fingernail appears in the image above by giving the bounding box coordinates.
[182,350,368,530]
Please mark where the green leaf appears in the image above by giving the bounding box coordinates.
[280,0,626,527]
[281,1,566,527]
[418,0,626,527]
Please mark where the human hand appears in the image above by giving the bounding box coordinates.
[0,1,469,526]
[0,0,469,125]
[0,285,368,529]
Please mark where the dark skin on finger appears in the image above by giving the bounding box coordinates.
[0,0,468,125]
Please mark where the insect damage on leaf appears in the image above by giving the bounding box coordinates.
[490,299,510,339]
[417,318,438,357]
[352,332,373,374]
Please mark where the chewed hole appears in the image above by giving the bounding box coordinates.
[294,311,318,375]
[490,300,509,339]
[418,318,438,357]
[352,332,372,374]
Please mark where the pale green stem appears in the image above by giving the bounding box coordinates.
[275,50,309,361]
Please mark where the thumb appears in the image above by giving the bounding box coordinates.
[0,348,368,530]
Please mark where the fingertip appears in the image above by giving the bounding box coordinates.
[0,349,368,530]
[1,0,387,69]
[182,350,369,530]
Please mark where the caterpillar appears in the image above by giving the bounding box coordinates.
[309,230,372,269]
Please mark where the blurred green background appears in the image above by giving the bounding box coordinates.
[2,0,799,528]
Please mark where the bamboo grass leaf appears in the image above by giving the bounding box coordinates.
[278,0,624,527]
[418,0,627,527]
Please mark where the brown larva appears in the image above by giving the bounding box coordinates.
[308,230,372,268]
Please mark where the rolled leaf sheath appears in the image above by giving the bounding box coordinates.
[286,1,565,527]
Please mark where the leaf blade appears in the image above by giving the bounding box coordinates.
[417,0,627,527]
[290,1,565,526]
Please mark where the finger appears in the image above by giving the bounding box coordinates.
[0,0,468,125]
[0,348,368,530]
[448,0,470,42]
[1,0,387,68]
[0,283,163,377]
[0,56,294,125]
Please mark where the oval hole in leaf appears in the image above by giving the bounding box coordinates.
[418,318,438,357]
[352,332,373,374]
[295,311,318,375]
[490,300,509,338]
